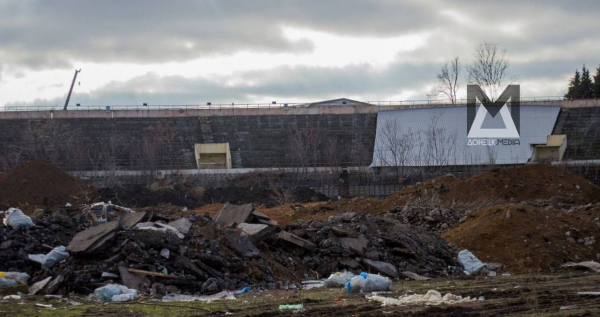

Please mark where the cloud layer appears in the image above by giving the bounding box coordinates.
[1,0,599,107]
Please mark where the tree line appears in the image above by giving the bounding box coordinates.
[565,65,600,100]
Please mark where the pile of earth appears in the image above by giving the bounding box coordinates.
[442,201,600,274]
[382,164,600,209]
[0,160,93,212]
[0,204,460,297]
[201,186,330,208]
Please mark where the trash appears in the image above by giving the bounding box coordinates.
[367,290,476,306]
[28,246,70,268]
[578,292,600,296]
[3,295,21,300]
[333,298,346,301]
[162,291,236,302]
[35,303,53,308]
[458,250,486,275]
[562,261,600,272]
[279,304,303,310]
[233,286,251,295]
[101,272,119,278]
[0,272,30,288]
[324,271,355,288]
[94,284,138,302]
[2,208,34,229]
[302,280,325,290]
[346,272,391,293]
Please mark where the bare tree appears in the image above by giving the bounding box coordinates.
[287,125,326,172]
[375,120,414,179]
[468,42,510,100]
[433,57,461,104]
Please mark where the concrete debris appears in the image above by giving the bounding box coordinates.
[214,203,254,227]
[340,236,368,254]
[66,221,119,254]
[119,266,151,291]
[29,276,52,295]
[362,259,399,278]
[167,217,193,235]
[278,231,317,251]
[401,271,431,281]
[119,212,146,230]
[224,232,260,258]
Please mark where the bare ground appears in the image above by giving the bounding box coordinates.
[2,273,600,316]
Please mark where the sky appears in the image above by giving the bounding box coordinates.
[1,0,599,108]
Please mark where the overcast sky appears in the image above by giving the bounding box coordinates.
[1,0,599,108]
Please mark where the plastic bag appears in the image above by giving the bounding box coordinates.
[457,250,485,275]
[28,246,70,268]
[111,288,138,302]
[94,284,130,302]
[3,208,34,229]
[345,272,391,293]
[324,271,355,288]
[0,272,30,288]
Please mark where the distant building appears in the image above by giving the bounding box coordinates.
[305,98,373,107]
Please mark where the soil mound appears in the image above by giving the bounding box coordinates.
[383,164,600,209]
[442,202,600,274]
[0,160,92,211]
[97,184,202,209]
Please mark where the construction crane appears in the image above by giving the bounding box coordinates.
[63,69,81,110]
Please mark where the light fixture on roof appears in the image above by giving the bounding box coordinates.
[76,103,80,107]
[207,102,211,105]
[272,101,276,104]
[143,103,148,106]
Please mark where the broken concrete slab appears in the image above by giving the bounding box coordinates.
[237,223,277,243]
[29,276,52,295]
[167,218,193,235]
[340,236,368,254]
[339,259,361,270]
[224,232,260,258]
[44,275,64,294]
[278,231,316,251]
[119,212,146,230]
[119,266,151,291]
[362,259,399,278]
[66,221,119,254]
[155,222,185,239]
[214,203,254,227]
[401,271,430,281]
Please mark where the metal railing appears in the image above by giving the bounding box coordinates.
[0,95,583,112]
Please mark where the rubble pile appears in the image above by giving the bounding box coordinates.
[443,201,600,274]
[281,212,459,278]
[384,201,469,234]
[0,202,459,297]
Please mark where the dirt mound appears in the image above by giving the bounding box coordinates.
[442,202,600,274]
[383,164,600,209]
[0,160,93,211]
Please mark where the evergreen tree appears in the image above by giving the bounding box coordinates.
[565,69,581,99]
[593,65,600,97]
[581,65,594,99]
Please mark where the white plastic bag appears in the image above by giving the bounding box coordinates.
[0,272,30,288]
[28,246,70,268]
[94,284,129,302]
[324,271,355,288]
[458,250,485,275]
[3,208,34,229]
[345,272,391,293]
[111,289,138,302]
